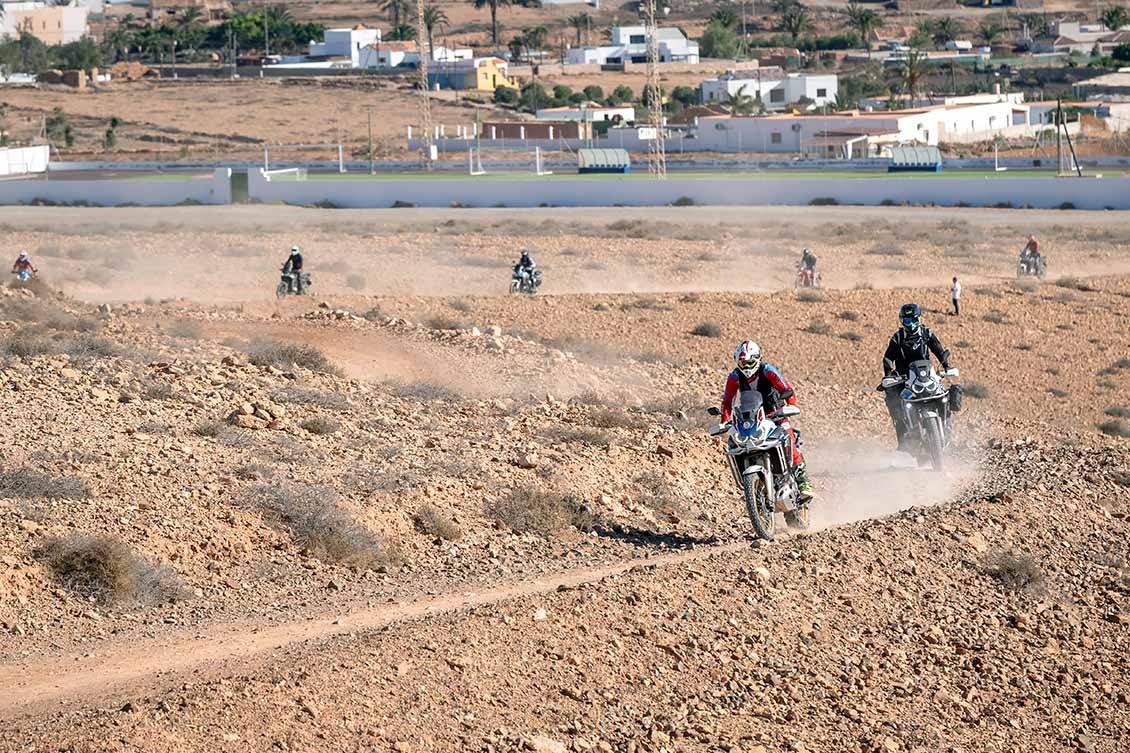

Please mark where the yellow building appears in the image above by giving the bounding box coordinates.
[428,57,517,93]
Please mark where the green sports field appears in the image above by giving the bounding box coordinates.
[289,168,1075,182]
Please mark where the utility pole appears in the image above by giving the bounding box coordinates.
[415,0,434,169]
[264,3,270,58]
[368,106,375,174]
[643,0,666,178]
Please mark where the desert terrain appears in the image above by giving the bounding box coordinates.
[0,204,1127,752]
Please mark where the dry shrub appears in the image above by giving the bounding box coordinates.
[249,484,399,568]
[796,289,825,302]
[539,426,610,446]
[0,467,89,499]
[277,386,352,412]
[142,380,174,400]
[1048,388,1068,399]
[425,314,467,331]
[839,331,863,342]
[1106,406,1130,418]
[37,534,188,606]
[345,273,366,291]
[982,311,1008,324]
[963,381,991,399]
[8,276,55,298]
[630,297,673,312]
[838,310,859,321]
[588,407,643,429]
[388,380,462,401]
[1056,276,1096,292]
[247,340,340,375]
[167,319,205,339]
[233,462,272,481]
[192,419,225,438]
[449,298,473,313]
[634,470,685,518]
[1098,419,1130,438]
[488,487,594,536]
[413,503,462,541]
[300,416,340,435]
[982,549,1045,592]
[690,322,722,338]
[867,242,905,256]
[803,320,832,335]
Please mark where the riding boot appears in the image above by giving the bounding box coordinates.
[794,462,814,502]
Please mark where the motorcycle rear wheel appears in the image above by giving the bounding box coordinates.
[742,473,775,541]
[785,504,810,530]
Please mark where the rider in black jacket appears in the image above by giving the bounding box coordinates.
[283,246,304,293]
[881,303,952,451]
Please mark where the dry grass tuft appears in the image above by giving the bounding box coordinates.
[247,340,340,375]
[1098,419,1130,438]
[487,487,594,536]
[413,503,463,541]
[0,467,89,499]
[191,420,225,438]
[982,549,1045,592]
[963,382,991,399]
[37,534,188,606]
[796,289,825,302]
[300,416,340,435]
[249,484,400,568]
[166,319,205,339]
[690,322,722,338]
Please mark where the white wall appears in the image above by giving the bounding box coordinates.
[0,169,231,206]
[0,145,49,177]
[247,169,1130,210]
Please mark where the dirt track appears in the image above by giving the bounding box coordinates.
[0,205,1127,752]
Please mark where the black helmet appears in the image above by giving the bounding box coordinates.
[899,303,922,332]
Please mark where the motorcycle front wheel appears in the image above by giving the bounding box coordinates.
[276,282,289,299]
[742,472,775,541]
[924,416,945,471]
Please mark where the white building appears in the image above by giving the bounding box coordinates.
[700,71,837,111]
[0,1,90,44]
[690,100,1033,155]
[356,42,472,69]
[535,103,635,123]
[566,24,698,65]
[308,26,380,66]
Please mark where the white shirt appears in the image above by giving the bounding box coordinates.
[951,280,961,299]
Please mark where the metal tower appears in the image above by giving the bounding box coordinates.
[416,0,434,170]
[643,0,666,179]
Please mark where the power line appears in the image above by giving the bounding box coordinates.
[643,0,666,179]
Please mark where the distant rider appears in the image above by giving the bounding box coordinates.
[720,340,813,501]
[282,246,304,293]
[800,247,817,272]
[513,249,537,286]
[11,251,37,279]
[880,303,953,452]
[1020,234,1041,269]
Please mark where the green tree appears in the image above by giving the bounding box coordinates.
[422,3,448,59]
[700,21,740,59]
[1101,6,1128,31]
[57,37,102,73]
[566,12,590,46]
[710,6,739,29]
[493,84,518,104]
[582,84,603,101]
[670,85,697,106]
[1113,42,1130,62]
[523,24,548,53]
[779,3,812,43]
[930,17,961,47]
[552,83,573,101]
[845,2,881,57]
[46,107,73,147]
[471,0,511,45]
[387,24,416,41]
[977,18,1005,46]
[724,83,755,115]
[607,84,634,104]
[519,81,549,110]
[104,24,131,63]
[896,48,927,102]
[380,0,411,30]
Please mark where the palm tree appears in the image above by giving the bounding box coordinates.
[1101,6,1128,31]
[977,18,1004,46]
[388,23,416,41]
[380,0,411,31]
[710,6,738,29]
[845,2,880,56]
[471,0,512,46]
[422,3,448,59]
[930,17,961,47]
[105,24,131,62]
[724,84,755,115]
[524,24,548,52]
[779,3,811,43]
[566,12,589,46]
[897,49,927,103]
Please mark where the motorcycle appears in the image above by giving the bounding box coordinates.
[12,269,33,283]
[1016,251,1046,279]
[794,263,821,289]
[707,393,810,541]
[277,268,312,299]
[510,267,542,295]
[880,359,961,471]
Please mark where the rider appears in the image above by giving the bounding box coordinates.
[800,248,817,272]
[11,251,37,278]
[881,303,953,451]
[1020,234,1040,268]
[513,248,537,285]
[720,340,813,501]
[282,246,304,293]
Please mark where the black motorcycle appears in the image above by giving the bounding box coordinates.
[1017,251,1046,279]
[510,267,541,295]
[277,268,312,299]
[880,359,961,471]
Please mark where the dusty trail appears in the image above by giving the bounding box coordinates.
[0,542,748,723]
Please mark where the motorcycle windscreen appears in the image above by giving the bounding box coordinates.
[906,359,940,395]
[733,390,765,438]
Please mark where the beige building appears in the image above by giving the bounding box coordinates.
[1,2,90,45]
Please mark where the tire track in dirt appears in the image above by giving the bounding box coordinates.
[0,542,748,722]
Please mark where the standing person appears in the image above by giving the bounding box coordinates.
[951,276,961,316]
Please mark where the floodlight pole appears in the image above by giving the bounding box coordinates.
[368,106,375,174]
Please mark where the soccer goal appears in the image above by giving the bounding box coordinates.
[263,167,307,182]
[468,147,485,176]
[534,146,553,176]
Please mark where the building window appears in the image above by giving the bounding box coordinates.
[770,89,784,103]
[630,34,645,44]
[771,132,782,144]
[816,88,827,97]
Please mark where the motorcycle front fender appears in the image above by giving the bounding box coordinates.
[742,464,765,476]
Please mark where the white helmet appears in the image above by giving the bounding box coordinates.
[734,340,762,378]
[17,251,28,261]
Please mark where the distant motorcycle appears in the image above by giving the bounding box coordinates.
[277,267,312,299]
[795,263,821,289]
[1016,251,1046,279]
[12,269,33,283]
[708,393,810,541]
[880,359,962,471]
[510,267,541,295]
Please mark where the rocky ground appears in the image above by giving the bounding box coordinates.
[0,205,1126,752]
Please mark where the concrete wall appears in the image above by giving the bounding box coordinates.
[0,145,49,177]
[247,168,1130,210]
[0,169,232,206]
